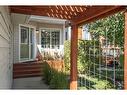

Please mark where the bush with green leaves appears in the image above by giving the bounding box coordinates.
[64,40,99,74]
[89,12,124,47]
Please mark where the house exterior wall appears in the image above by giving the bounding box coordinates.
[0,6,13,89]
[13,20,65,63]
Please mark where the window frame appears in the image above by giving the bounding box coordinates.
[40,28,61,49]
[19,24,36,62]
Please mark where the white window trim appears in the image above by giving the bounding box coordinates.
[39,27,61,50]
[19,24,36,62]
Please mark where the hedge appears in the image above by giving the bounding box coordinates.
[64,40,100,74]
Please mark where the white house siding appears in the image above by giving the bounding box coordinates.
[0,6,13,89]
[13,24,19,63]
[12,13,30,63]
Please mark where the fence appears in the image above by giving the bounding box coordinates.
[77,29,124,89]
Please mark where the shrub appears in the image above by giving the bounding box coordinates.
[50,70,69,89]
[64,40,100,74]
[43,61,69,89]
[43,61,52,85]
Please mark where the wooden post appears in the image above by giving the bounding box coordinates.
[70,23,78,90]
[124,9,127,89]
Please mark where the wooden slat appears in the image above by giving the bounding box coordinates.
[49,6,73,16]
[13,61,43,79]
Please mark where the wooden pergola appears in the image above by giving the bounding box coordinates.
[10,6,127,90]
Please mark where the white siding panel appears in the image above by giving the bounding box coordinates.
[0,36,9,47]
[13,25,19,63]
[0,25,10,41]
[0,6,13,89]
[0,14,10,39]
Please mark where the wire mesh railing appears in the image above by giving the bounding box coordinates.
[78,44,124,89]
[77,19,124,89]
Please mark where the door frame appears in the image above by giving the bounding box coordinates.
[19,24,36,62]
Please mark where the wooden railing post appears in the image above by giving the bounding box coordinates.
[70,23,78,90]
[124,9,127,89]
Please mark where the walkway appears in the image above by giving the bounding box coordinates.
[12,77,49,89]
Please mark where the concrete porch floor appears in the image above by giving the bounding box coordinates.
[12,77,49,89]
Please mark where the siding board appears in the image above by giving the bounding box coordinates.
[0,25,10,41]
[0,13,11,39]
[0,6,13,89]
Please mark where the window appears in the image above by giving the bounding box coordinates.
[20,26,29,59]
[41,29,60,49]
[20,25,35,61]
[41,29,50,48]
[21,26,29,44]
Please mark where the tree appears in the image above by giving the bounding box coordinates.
[89,12,124,47]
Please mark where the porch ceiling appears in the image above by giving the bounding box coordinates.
[10,6,125,25]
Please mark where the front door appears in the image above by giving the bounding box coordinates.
[19,25,35,61]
